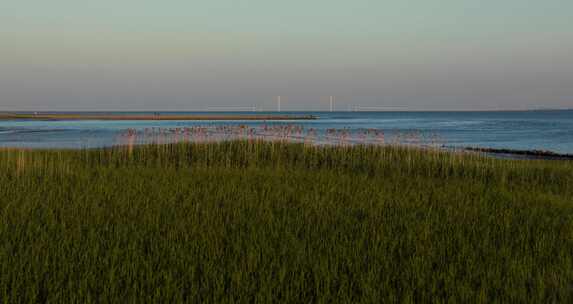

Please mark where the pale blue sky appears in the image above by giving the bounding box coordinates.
[1,1,572,110]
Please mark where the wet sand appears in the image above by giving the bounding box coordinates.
[0,113,317,121]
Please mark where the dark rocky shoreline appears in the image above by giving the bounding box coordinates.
[462,147,573,160]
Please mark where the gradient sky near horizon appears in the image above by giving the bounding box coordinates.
[1,1,572,111]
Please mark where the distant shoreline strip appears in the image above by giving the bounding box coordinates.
[0,113,318,121]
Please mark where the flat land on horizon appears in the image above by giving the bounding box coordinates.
[0,113,317,121]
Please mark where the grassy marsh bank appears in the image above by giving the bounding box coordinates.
[1,141,572,302]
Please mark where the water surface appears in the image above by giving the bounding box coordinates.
[1,111,572,153]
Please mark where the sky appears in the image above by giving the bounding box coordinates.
[1,0,572,111]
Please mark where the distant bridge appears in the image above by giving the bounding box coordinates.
[205,106,261,112]
[347,105,410,112]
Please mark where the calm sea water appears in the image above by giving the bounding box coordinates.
[1,111,572,153]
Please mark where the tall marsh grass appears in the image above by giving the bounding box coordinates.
[1,141,572,302]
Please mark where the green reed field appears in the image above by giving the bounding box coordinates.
[1,141,572,302]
